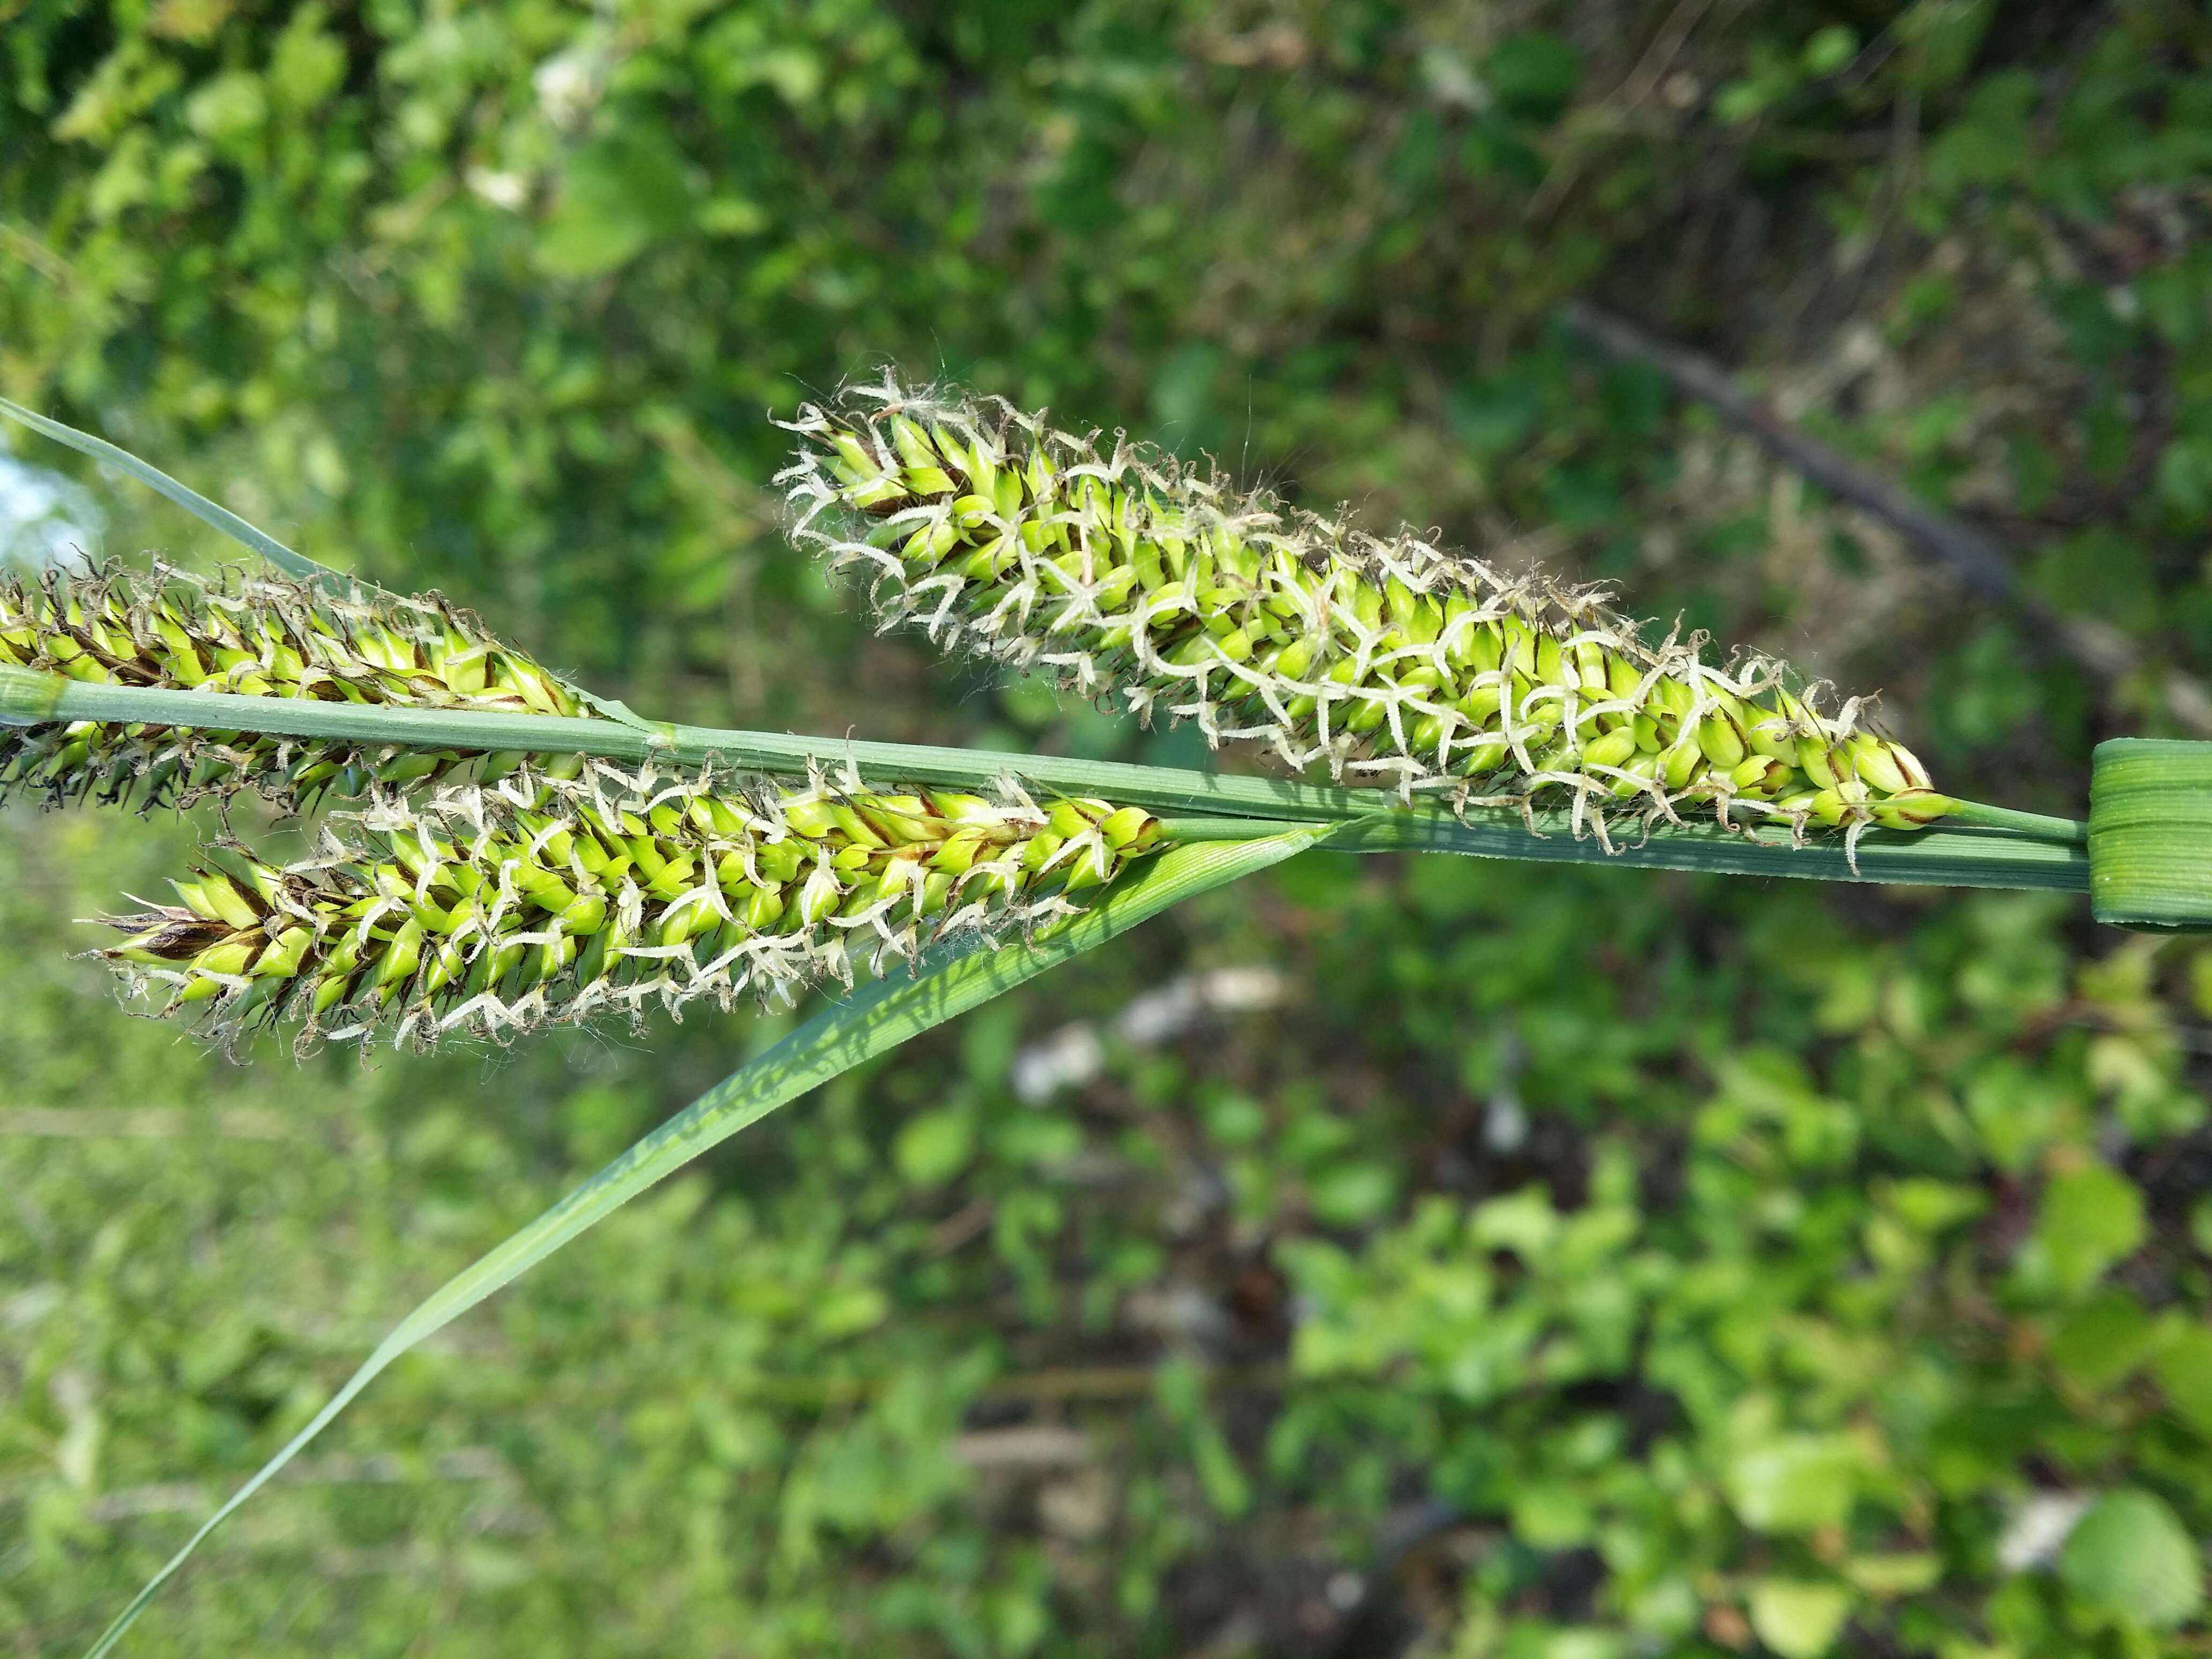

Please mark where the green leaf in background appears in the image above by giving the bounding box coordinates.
[2046,1290,2159,1392]
[893,1104,977,1186]
[1510,1484,1596,1549]
[84,829,1321,1657]
[1155,1355,1252,1519]
[2058,1489,2205,1630]
[2152,1320,2212,1439]
[1801,26,1859,79]
[1483,31,1583,123]
[1747,1579,1854,1659]
[1899,0,1999,92]
[1724,1432,1861,1534]
[2020,1160,2148,1298]
[538,126,694,278]
[1841,1555,1941,1598]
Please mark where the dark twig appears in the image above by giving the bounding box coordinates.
[1559,300,2212,736]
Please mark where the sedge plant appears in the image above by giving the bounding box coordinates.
[0,381,2166,1656]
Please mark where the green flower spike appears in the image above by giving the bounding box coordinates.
[1,558,580,812]
[95,756,1165,1054]
[780,372,1954,855]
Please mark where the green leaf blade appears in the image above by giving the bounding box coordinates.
[83,828,1319,1657]
[0,397,324,582]
[2060,1488,2204,1629]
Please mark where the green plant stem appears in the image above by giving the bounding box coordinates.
[1153,809,2087,889]
[1941,797,2089,844]
[1152,817,1315,842]
[1,667,2089,892]
[2087,738,2212,928]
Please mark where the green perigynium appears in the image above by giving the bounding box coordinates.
[781,372,1955,847]
[0,559,581,811]
[96,757,1164,1052]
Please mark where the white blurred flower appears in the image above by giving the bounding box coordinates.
[466,167,531,212]
[1010,966,1290,1104]
[534,45,608,131]
[1999,1492,2092,1572]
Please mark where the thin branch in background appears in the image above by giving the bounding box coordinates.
[1558,300,2212,736]
[978,1364,1286,1403]
[1613,0,1718,111]
[950,1426,1090,1470]
[0,218,74,287]
[925,1194,997,1257]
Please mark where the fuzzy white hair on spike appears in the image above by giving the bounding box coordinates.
[1,557,585,814]
[93,757,1165,1057]
[777,371,1953,850]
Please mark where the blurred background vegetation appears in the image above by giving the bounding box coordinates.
[4,1,2212,1654]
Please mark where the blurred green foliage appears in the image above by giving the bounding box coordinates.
[4,1,2212,1655]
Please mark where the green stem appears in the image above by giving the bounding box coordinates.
[1151,808,2085,890]
[2,667,2090,894]
[1154,817,1296,842]
[2084,738,2212,929]
[1942,797,2088,845]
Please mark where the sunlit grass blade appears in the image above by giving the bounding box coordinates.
[0,404,646,727]
[82,826,1319,1658]
[0,396,325,583]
